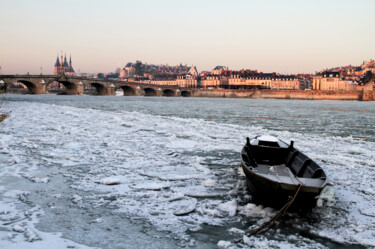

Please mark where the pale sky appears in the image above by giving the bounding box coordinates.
[0,0,374,74]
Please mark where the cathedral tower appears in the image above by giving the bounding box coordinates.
[54,55,61,75]
[53,52,76,76]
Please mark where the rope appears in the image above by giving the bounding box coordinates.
[246,184,303,236]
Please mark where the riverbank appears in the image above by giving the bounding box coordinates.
[191,89,375,101]
[2,88,375,101]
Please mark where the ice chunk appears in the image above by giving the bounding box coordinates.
[228,227,244,234]
[173,201,197,216]
[71,195,83,204]
[203,179,216,187]
[12,225,24,233]
[22,175,50,183]
[89,218,103,223]
[217,240,232,248]
[96,177,121,185]
[237,203,276,218]
[132,182,171,190]
[218,200,237,217]
[316,185,335,207]
[24,227,40,242]
[243,235,251,245]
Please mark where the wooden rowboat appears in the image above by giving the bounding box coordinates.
[241,135,327,209]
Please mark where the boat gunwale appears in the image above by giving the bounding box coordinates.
[240,141,328,194]
[241,160,326,194]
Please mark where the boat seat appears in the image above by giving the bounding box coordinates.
[256,164,290,177]
[250,145,288,165]
[286,150,313,177]
[296,159,312,177]
[285,150,298,166]
[285,151,299,173]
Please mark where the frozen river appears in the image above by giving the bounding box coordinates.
[0,95,374,248]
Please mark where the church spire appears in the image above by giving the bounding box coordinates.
[67,55,75,73]
[63,53,69,67]
[54,55,60,67]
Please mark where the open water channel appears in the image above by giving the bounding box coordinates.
[0,95,374,248]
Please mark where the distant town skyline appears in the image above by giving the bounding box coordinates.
[0,0,374,75]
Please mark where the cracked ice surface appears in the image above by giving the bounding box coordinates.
[0,97,374,248]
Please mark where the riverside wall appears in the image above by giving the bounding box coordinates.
[191,89,375,101]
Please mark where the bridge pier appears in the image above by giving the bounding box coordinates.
[34,81,47,94]
[77,82,84,95]
[108,84,116,95]
[63,80,84,95]
[136,86,143,96]
[0,80,6,94]
[157,88,163,96]
[176,89,181,97]
[19,79,47,94]
[89,82,115,95]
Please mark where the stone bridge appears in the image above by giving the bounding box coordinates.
[0,75,194,97]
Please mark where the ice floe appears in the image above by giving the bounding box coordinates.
[0,98,374,248]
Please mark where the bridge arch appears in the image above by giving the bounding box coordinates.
[46,80,65,94]
[17,80,38,94]
[162,89,176,97]
[120,85,136,96]
[57,80,80,95]
[181,91,191,97]
[143,87,157,96]
[90,82,108,95]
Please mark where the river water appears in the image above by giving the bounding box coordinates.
[0,95,374,248]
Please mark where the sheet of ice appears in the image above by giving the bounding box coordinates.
[0,100,374,248]
[0,192,95,249]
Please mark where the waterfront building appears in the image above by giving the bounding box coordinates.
[312,71,374,91]
[149,74,198,88]
[200,70,300,90]
[270,77,300,90]
[120,61,198,79]
[149,79,175,86]
[237,76,299,90]
[200,75,228,88]
[227,73,270,89]
[175,75,198,88]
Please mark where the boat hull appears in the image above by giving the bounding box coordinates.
[240,135,327,210]
[242,164,321,209]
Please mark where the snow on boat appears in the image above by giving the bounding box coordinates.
[241,135,327,209]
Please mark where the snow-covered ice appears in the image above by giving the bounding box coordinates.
[0,96,374,248]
